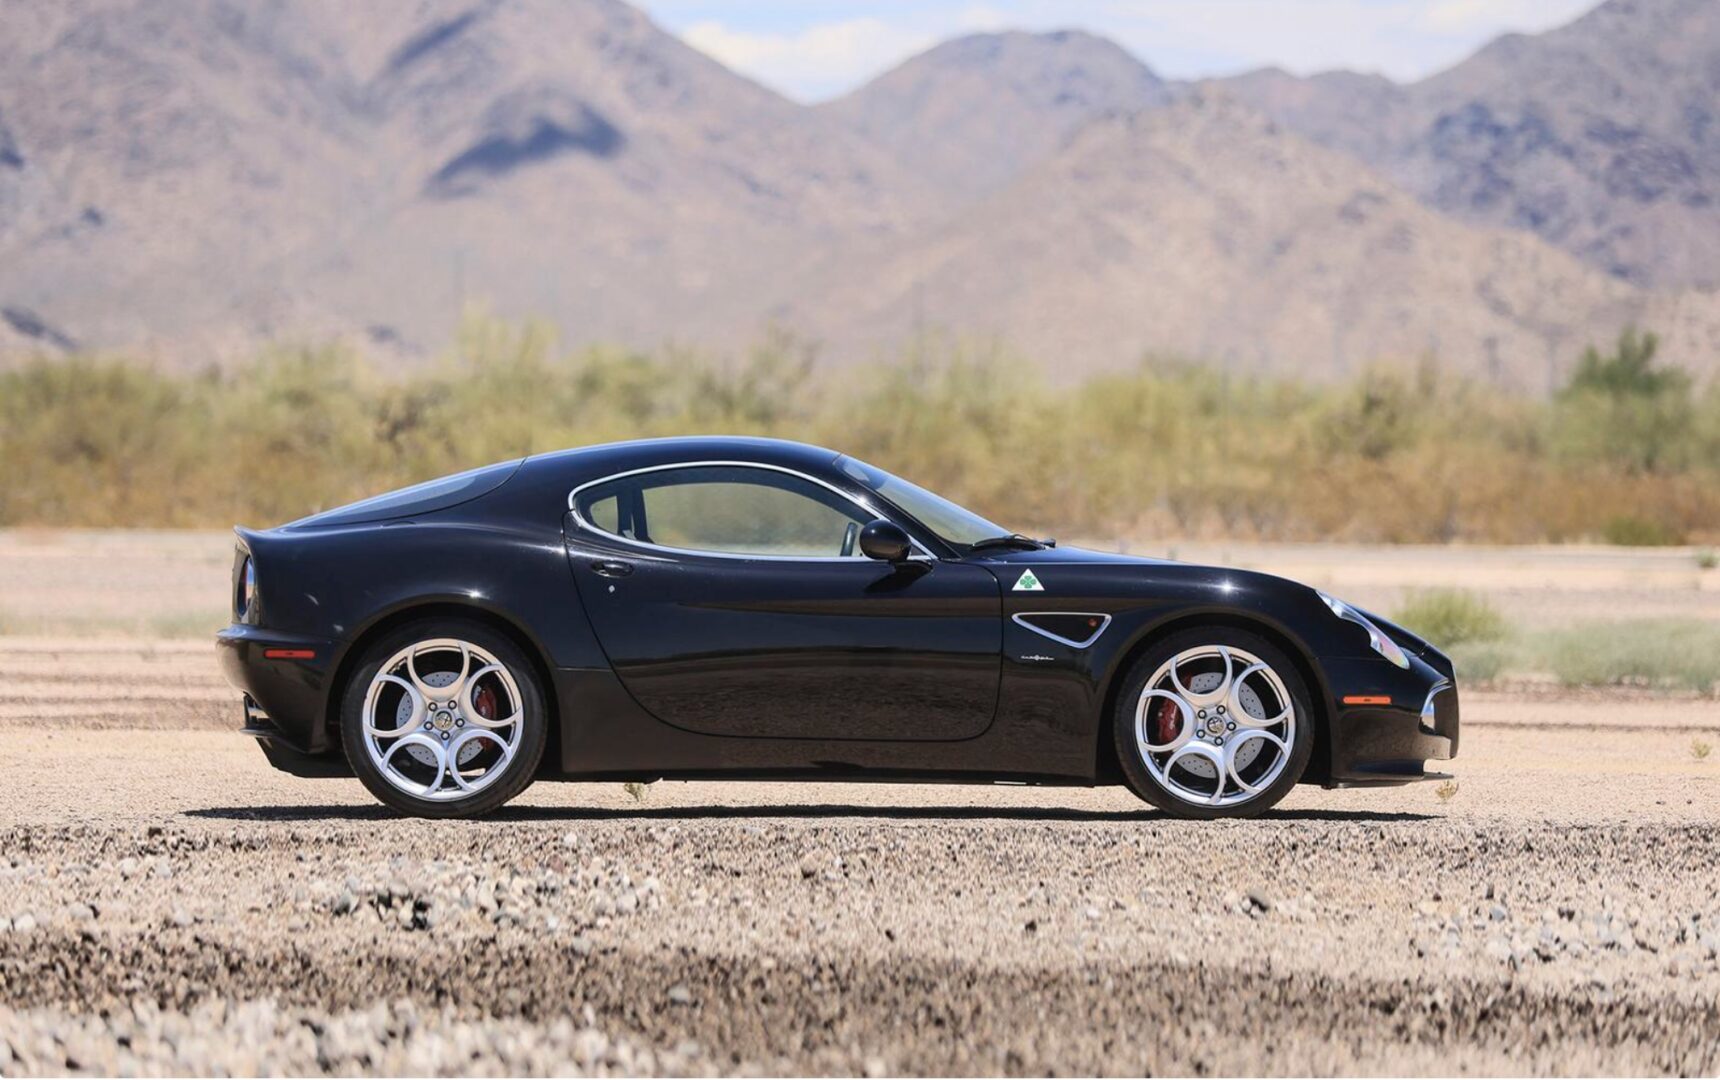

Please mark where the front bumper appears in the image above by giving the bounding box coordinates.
[216,625,344,755]
[1321,654,1459,787]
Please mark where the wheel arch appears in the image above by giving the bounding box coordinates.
[1095,610,1334,786]
[324,600,563,775]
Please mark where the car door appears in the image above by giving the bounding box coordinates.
[563,462,1001,741]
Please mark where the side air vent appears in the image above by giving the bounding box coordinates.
[1012,612,1111,649]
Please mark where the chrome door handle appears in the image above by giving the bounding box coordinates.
[590,559,634,578]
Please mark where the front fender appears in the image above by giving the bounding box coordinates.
[984,553,1443,784]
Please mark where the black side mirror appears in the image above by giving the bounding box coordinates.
[858,519,913,563]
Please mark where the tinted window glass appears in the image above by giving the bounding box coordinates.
[835,456,1006,547]
[586,494,619,533]
[287,458,523,529]
[575,466,871,557]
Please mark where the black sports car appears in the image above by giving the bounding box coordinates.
[217,437,1458,819]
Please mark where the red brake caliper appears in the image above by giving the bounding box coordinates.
[1155,698,1181,745]
[474,684,497,722]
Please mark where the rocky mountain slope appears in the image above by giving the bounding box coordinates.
[0,0,1715,382]
[1220,0,1720,291]
[787,97,1719,385]
[818,30,1175,203]
[0,0,927,358]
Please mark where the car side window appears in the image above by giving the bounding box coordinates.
[585,494,621,534]
[574,466,873,558]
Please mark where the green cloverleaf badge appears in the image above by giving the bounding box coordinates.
[1013,569,1044,592]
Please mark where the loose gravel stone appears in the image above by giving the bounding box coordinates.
[3,695,1719,1075]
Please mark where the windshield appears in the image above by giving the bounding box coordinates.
[836,456,1008,548]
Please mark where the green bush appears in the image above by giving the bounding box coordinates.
[1551,327,1696,474]
[1391,588,1509,649]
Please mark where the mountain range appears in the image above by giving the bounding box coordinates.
[1,0,1716,386]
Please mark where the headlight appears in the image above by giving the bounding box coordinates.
[1318,591,1409,669]
[237,556,256,620]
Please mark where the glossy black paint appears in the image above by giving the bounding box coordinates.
[565,535,1001,741]
[216,436,1457,789]
[857,520,913,562]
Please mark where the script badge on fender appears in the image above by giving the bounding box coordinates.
[1013,569,1045,592]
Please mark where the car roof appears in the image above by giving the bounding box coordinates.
[518,436,847,489]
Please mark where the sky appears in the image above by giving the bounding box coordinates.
[636,0,1600,102]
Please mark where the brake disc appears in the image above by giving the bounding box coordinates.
[396,670,485,767]
[1172,672,1267,779]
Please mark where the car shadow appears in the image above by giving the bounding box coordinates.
[184,804,1435,824]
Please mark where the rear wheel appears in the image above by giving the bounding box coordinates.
[340,618,547,818]
[1113,627,1313,819]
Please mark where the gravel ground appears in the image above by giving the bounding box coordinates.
[2,637,1718,1076]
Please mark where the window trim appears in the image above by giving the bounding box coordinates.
[565,461,935,563]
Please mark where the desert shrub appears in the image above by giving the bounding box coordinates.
[1550,327,1696,474]
[1533,620,1720,693]
[1391,588,1509,649]
[4,317,1720,541]
[1599,515,1686,547]
[1446,640,1510,683]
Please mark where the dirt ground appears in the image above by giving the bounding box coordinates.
[1,533,1719,1075]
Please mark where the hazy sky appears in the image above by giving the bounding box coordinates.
[637,0,1599,102]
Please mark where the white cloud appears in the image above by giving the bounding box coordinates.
[1417,0,1592,35]
[952,5,1014,34]
[681,17,937,101]
[1094,1,1429,78]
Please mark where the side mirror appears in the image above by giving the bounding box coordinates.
[858,519,913,563]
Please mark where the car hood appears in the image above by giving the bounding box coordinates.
[971,543,1311,601]
[971,544,1173,567]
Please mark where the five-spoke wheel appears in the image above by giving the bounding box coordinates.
[341,619,546,817]
[1114,627,1312,818]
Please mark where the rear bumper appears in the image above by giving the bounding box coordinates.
[216,625,344,755]
[240,697,353,777]
[1321,655,1459,788]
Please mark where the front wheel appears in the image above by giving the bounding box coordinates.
[340,618,548,818]
[1113,627,1313,819]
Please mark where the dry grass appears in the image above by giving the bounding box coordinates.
[1531,620,1720,694]
[1431,621,1720,694]
[5,323,1720,543]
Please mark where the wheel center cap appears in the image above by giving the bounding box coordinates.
[433,711,455,731]
[1205,717,1225,736]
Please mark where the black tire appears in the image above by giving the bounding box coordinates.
[1113,626,1314,820]
[340,617,548,818]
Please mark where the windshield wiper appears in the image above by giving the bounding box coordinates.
[968,533,1047,551]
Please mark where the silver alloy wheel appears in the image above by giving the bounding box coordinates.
[361,638,525,802]
[1133,645,1297,808]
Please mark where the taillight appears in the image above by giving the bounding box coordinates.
[237,556,255,619]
